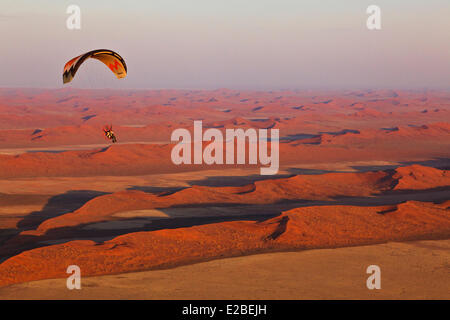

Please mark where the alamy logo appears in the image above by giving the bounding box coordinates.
[171,121,279,175]
[66,5,81,30]
[366,265,381,289]
[366,5,381,30]
[66,265,81,290]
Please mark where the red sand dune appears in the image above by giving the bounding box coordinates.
[1,88,449,129]
[0,200,448,287]
[0,90,448,175]
[393,164,450,190]
[9,165,448,236]
[0,129,448,178]
[0,88,449,289]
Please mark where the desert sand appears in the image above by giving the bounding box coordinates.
[0,240,448,300]
[0,89,448,298]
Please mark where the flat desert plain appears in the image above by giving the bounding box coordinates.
[0,88,448,299]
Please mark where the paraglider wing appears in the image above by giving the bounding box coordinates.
[63,49,127,84]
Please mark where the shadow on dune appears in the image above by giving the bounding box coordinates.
[351,158,450,172]
[0,212,281,262]
[16,190,109,230]
[286,168,337,175]
[2,164,449,263]
[187,173,292,187]
[126,186,187,196]
[319,129,360,135]
[0,228,18,248]
[2,184,449,262]
[399,158,450,170]
[279,133,320,143]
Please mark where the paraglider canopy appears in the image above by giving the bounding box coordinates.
[63,49,127,84]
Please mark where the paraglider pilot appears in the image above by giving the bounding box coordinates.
[103,125,117,143]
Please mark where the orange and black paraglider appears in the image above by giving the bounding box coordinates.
[62,49,127,84]
[63,49,126,143]
[103,125,117,143]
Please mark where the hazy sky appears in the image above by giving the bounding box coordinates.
[1,0,449,89]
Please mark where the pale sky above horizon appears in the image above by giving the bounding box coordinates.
[1,0,449,90]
